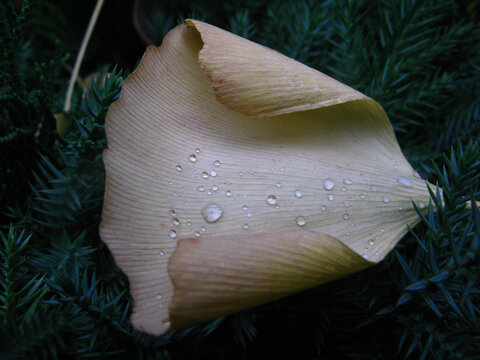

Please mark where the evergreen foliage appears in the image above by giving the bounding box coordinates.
[0,0,479,358]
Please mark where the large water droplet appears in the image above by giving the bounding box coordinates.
[266,195,277,205]
[323,178,335,190]
[201,203,223,223]
[225,190,232,197]
[328,194,335,202]
[169,230,177,239]
[212,185,218,191]
[201,226,206,232]
[396,176,413,187]
[210,169,217,177]
[247,213,252,218]
[295,190,303,198]
[214,160,221,167]
[176,165,182,172]
[189,154,197,163]
[201,171,209,179]
[194,231,200,237]
[369,239,375,246]
[159,250,165,256]
[343,179,353,185]
[296,216,306,226]
[172,218,180,226]
[169,209,176,216]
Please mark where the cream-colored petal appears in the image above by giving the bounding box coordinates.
[100,22,434,336]
[169,231,370,330]
[187,19,366,118]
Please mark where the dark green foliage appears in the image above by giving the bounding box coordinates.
[1,0,479,359]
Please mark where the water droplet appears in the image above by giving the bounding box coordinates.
[343,179,353,185]
[201,171,209,179]
[296,216,306,226]
[210,169,217,177]
[188,154,197,163]
[321,206,327,211]
[369,239,375,246]
[242,205,248,211]
[295,190,303,198]
[266,195,277,205]
[380,228,385,233]
[169,230,177,239]
[169,209,176,216]
[398,207,403,211]
[323,178,335,190]
[172,218,180,226]
[362,254,369,259]
[163,321,171,328]
[194,231,200,237]
[247,213,252,218]
[225,190,232,197]
[341,187,347,192]
[207,191,212,195]
[344,201,350,207]
[168,180,173,185]
[371,186,378,192]
[243,224,249,230]
[359,194,367,199]
[201,226,206,232]
[156,294,162,300]
[383,196,390,203]
[276,182,282,188]
[195,147,200,153]
[280,168,285,172]
[197,186,205,192]
[396,176,412,187]
[418,201,426,209]
[214,160,221,167]
[328,194,335,202]
[212,185,218,191]
[159,250,165,256]
[181,187,186,192]
[176,165,182,172]
[186,220,192,226]
[238,171,244,176]
[201,203,224,223]
[172,192,178,197]
[343,213,350,220]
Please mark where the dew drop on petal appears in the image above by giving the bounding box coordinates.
[172,218,180,226]
[197,186,205,192]
[380,228,385,233]
[242,205,248,211]
[343,179,353,185]
[383,196,390,203]
[195,147,200,153]
[371,185,378,192]
[214,160,221,167]
[243,224,249,230]
[194,231,200,237]
[323,178,335,190]
[341,187,347,192]
[369,239,375,246]
[156,294,162,300]
[169,209,176,217]
[212,185,218,191]
[238,171,244,176]
[186,220,192,226]
[201,226,206,232]
[276,182,282,188]
[201,171,209,179]
[266,195,277,205]
[201,203,224,223]
[247,213,252,218]
[169,230,177,239]
[343,213,350,220]
[296,216,306,226]
[225,190,232,197]
[210,169,217,177]
[328,194,335,202]
[176,165,182,172]
[295,190,303,198]
[321,206,327,211]
[344,201,350,207]
[418,201,426,209]
[396,176,413,188]
[159,250,165,256]
[359,194,367,199]
[189,154,197,163]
